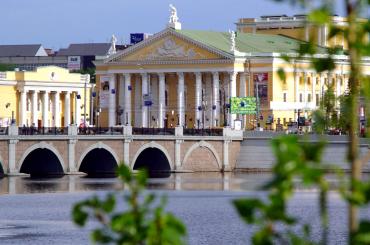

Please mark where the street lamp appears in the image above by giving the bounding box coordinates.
[96,108,101,128]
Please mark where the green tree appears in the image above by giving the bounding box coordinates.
[72,164,187,245]
[0,64,16,71]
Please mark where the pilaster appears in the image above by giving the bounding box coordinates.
[223,139,231,172]
[68,139,77,172]
[8,139,18,174]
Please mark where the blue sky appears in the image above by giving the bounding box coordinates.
[1,0,346,50]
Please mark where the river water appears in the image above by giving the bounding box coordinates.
[0,173,369,245]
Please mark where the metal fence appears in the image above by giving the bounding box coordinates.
[0,127,8,135]
[132,127,175,135]
[18,127,68,135]
[78,127,124,135]
[183,128,223,136]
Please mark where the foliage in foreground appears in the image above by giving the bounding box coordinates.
[72,164,187,245]
[234,0,370,244]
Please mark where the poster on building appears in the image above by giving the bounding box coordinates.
[99,76,110,108]
[253,73,268,106]
[67,56,81,71]
[230,97,257,114]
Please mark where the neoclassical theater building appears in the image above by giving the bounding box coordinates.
[0,66,91,127]
[95,9,370,129]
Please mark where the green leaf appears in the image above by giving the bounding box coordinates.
[102,194,116,213]
[277,68,286,83]
[116,163,132,182]
[233,199,264,223]
[308,9,330,25]
[72,203,89,226]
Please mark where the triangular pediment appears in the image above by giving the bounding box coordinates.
[106,28,233,63]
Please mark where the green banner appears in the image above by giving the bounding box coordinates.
[230,97,257,115]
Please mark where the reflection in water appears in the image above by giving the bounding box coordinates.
[0,172,368,195]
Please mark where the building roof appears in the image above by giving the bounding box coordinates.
[0,44,46,57]
[56,43,113,56]
[176,30,327,55]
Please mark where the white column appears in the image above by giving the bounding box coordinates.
[305,25,309,41]
[64,92,71,126]
[141,73,148,127]
[42,91,49,127]
[303,73,308,104]
[53,91,60,127]
[124,73,132,126]
[119,75,125,125]
[229,71,237,128]
[212,72,220,127]
[295,72,299,102]
[320,73,325,99]
[158,73,165,128]
[75,92,81,126]
[108,74,116,127]
[239,72,247,128]
[177,72,185,127]
[336,75,341,98]
[31,90,38,126]
[19,90,27,126]
[195,72,202,128]
[311,73,316,106]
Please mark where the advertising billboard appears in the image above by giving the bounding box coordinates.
[230,97,257,114]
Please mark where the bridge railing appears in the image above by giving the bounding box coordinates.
[78,127,124,135]
[18,127,68,135]
[132,127,175,135]
[0,127,8,135]
[183,128,223,136]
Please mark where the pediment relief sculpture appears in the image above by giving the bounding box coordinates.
[146,38,205,60]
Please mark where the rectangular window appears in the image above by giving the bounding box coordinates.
[307,77,311,85]
[299,93,303,102]
[307,93,311,102]
[316,77,319,85]
[283,92,287,102]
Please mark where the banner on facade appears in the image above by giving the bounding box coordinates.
[253,73,268,106]
[230,97,257,114]
[67,56,81,71]
[99,76,110,108]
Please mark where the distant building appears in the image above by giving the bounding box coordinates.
[56,43,129,71]
[236,15,352,49]
[0,44,67,71]
[0,41,130,72]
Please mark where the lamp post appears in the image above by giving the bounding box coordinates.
[202,100,207,129]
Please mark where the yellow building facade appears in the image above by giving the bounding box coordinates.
[95,14,369,130]
[0,66,91,127]
[236,15,350,49]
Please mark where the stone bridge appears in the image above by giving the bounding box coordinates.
[0,126,243,176]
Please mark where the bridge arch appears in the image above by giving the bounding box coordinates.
[131,141,173,172]
[182,141,221,171]
[78,142,120,176]
[19,142,65,176]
